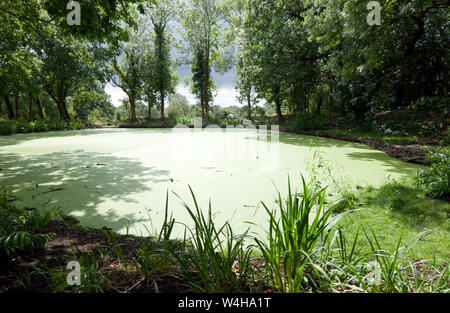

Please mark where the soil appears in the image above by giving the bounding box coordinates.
[0,220,187,293]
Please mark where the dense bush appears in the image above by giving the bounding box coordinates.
[67,120,83,130]
[440,130,450,147]
[0,122,16,135]
[33,120,49,132]
[415,147,450,198]
[47,120,68,131]
[364,110,447,137]
[15,121,34,133]
[293,113,332,131]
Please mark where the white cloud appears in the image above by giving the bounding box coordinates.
[105,84,127,107]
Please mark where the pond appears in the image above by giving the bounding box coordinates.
[0,128,423,236]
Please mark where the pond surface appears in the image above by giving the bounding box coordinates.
[0,128,423,236]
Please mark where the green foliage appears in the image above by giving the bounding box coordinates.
[307,149,357,211]
[33,120,49,132]
[362,110,447,137]
[0,185,54,260]
[47,120,68,131]
[72,88,116,122]
[15,121,34,133]
[168,187,254,292]
[254,177,345,292]
[293,113,332,131]
[415,147,450,198]
[0,119,86,136]
[439,130,450,147]
[132,241,171,283]
[0,122,16,135]
[67,120,84,130]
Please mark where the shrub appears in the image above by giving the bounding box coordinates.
[67,120,84,130]
[47,120,67,131]
[15,121,34,133]
[440,130,450,147]
[415,147,450,198]
[293,113,331,131]
[33,120,49,132]
[0,122,16,135]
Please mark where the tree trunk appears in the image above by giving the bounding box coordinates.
[56,81,70,121]
[157,28,166,120]
[340,95,346,116]
[56,98,70,121]
[129,95,137,122]
[35,95,44,119]
[160,91,165,119]
[27,92,33,121]
[203,46,210,119]
[274,85,283,122]
[4,96,14,120]
[148,103,152,121]
[317,94,322,115]
[329,86,335,117]
[247,90,251,119]
[13,90,19,120]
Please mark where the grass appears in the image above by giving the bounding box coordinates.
[336,179,450,261]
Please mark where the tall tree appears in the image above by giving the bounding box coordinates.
[243,0,321,121]
[147,0,178,119]
[109,24,149,122]
[37,33,102,121]
[180,0,232,118]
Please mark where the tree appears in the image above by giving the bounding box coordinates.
[180,0,232,118]
[0,0,151,43]
[223,0,256,119]
[307,0,449,117]
[147,0,178,119]
[0,0,124,122]
[167,93,190,119]
[109,27,146,122]
[242,0,321,121]
[71,84,115,121]
[37,32,102,121]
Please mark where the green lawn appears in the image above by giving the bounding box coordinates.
[337,180,449,262]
